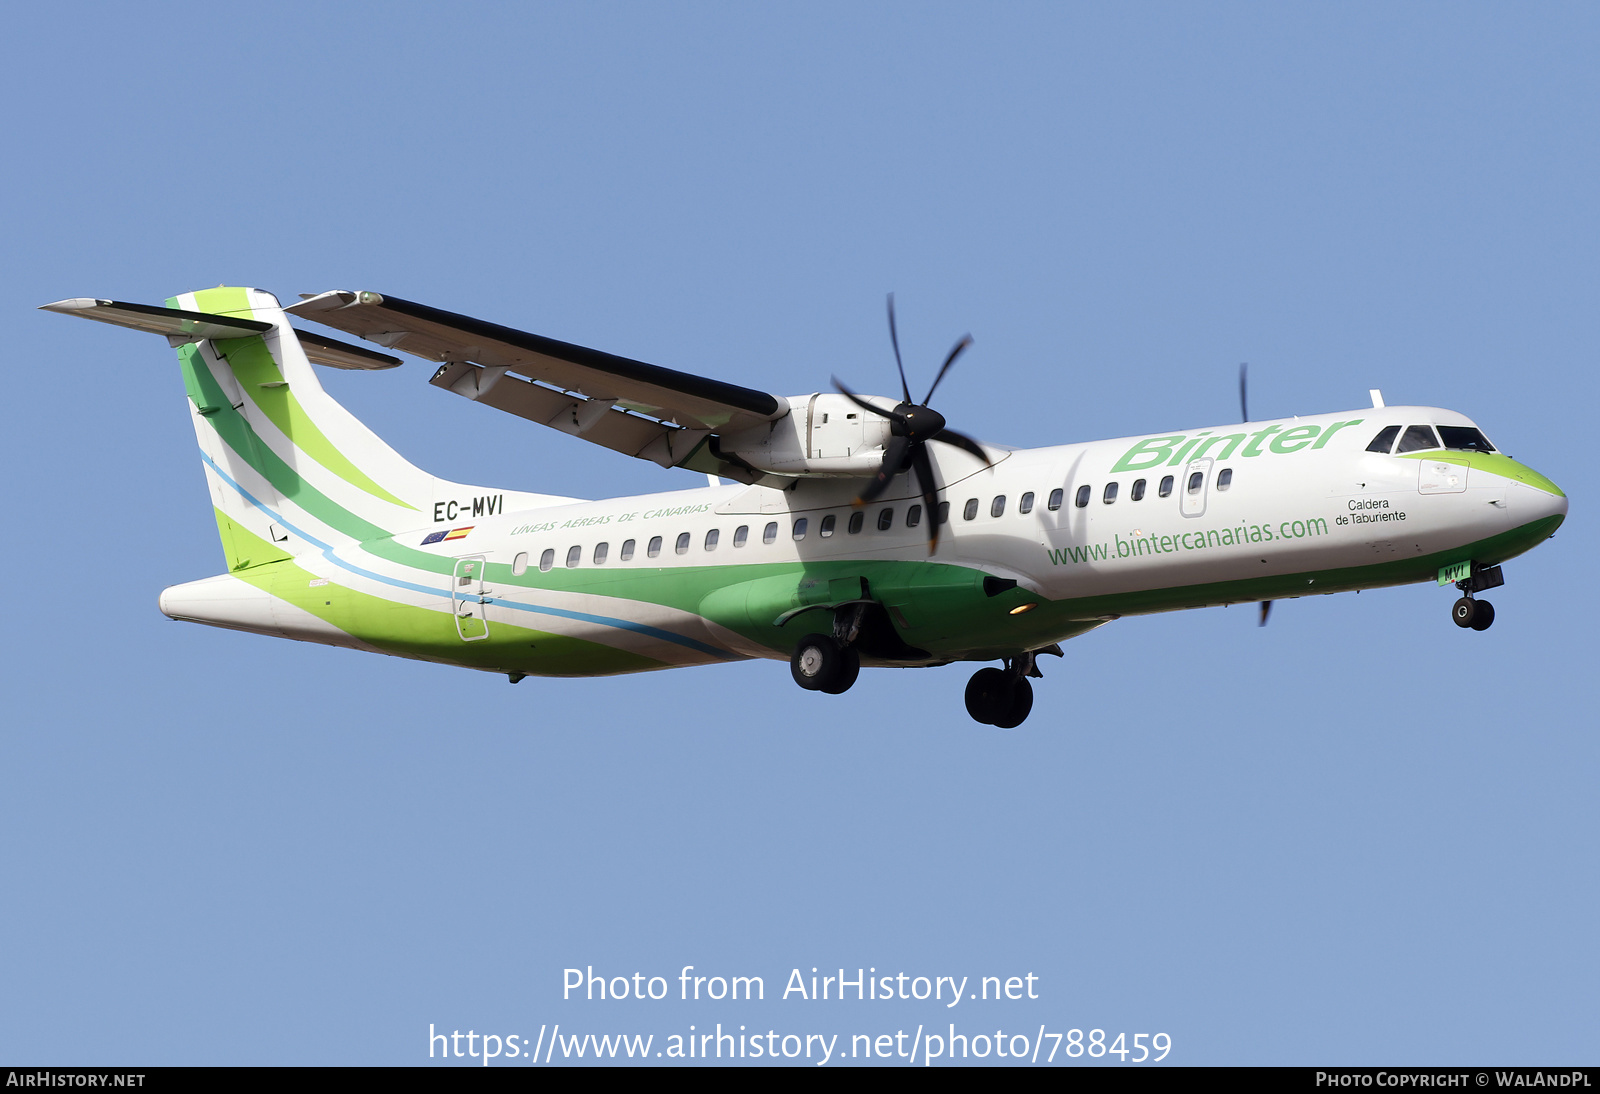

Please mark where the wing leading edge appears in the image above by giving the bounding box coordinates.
[288,290,789,480]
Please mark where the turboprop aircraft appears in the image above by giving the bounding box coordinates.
[43,287,1567,727]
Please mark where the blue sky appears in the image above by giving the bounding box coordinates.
[2,1,1595,1066]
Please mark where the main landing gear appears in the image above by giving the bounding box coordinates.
[790,632,861,694]
[789,602,869,695]
[965,648,1059,729]
[1450,563,1504,632]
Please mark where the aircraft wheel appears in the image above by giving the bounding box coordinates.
[1470,599,1496,631]
[992,678,1035,730]
[964,667,1008,724]
[821,645,861,694]
[1451,597,1478,629]
[791,633,846,692]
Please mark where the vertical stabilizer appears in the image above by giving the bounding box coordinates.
[45,287,572,574]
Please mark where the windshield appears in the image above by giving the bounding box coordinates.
[1437,425,1496,453]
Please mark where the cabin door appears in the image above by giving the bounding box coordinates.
[452,555,491,642]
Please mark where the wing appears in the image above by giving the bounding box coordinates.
[287,290,787,478]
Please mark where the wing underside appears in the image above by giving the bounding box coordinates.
[287,290,788,479]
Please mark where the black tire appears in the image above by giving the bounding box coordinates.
[1470,599,1495,631]
[791,633,843,691]
[992,677,1035,729]
[964,667,1008,724]
[820,645,861,693]
[1452,597,1478,629]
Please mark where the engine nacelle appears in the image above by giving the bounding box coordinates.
[718,393,894,477]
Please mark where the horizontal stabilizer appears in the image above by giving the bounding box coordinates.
[41,297,401,369]
[40,298,271,343]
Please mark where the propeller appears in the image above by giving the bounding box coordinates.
[832,295,991,553]
[1241,361,1273,627]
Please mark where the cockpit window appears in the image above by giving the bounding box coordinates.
[1438,426,1496,453]
[1365,425,1400,454]
[1395,425,1441,454]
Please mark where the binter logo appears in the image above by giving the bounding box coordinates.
[1110,420,1366,473]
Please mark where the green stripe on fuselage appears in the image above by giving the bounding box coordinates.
[221,522,669,677]
[1393,450,1564,497]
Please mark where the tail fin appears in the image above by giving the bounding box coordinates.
[47,286,571,572]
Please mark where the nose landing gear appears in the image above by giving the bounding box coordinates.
[1448,563,1503,632]
[1452,596,1496,631]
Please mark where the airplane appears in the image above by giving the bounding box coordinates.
[43,286,1567,728]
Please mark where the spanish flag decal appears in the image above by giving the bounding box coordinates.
[443,526,474,541]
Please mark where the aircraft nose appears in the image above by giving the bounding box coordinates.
[1514,478,1568,525]
[1505,458,1567,528]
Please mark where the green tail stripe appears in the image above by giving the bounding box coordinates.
[180,343,391,543]
[178,288,416,510]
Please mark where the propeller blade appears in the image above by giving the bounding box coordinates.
[910,441,942,554]
[856,434,912,506]
[1239,362,1249,423]
[1258,600,1272,626]
[922,334,973,405]
[832,377,896,421]
[930,426,991,467]
[886,294,911,404]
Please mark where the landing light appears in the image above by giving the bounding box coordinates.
[1009,603,1038,616]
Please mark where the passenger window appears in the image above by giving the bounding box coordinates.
[566,545,581,568]
[820,515,835,538]
[539,548,555,572]
[704,528,719,551]
[621,539,636,561]
[763,522,778,544]
[1019,491,1035,515]
[1216,468,1233,491]
[1395,425,1441,453]
[907,504,922,528]
[991,495,1006,518]
[1075,485,1091,508]
[733,525,748,547]
[648,536,663,558]
[1438,425,1496,452]
[937,501,950,525]
[878,508,894,531]
[1159,475,1174,498]
[593,542,608,564]
[793,518,808,540]
[1131,479,1146,502]
[963,498,979,521]
[1366,425,1401,454]
[1187,472,1203,494]
[675,532,691,554]
[511,551,529,576]
[1103,482,1118,504]
[1047,488,1063,511]
[848,512,864,534]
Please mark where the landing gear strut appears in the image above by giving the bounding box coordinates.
[964,648,1057,728]
[1450,563,1503,632]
